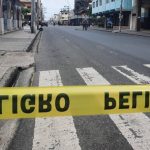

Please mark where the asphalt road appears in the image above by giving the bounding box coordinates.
[9,26,150,150]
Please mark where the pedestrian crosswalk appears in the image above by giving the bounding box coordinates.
[76,67,110,85]
[33,70,81,150]
[112,65,150,84]
[32,64,150,150]
[144,64,150,69]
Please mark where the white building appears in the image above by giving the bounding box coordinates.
[130,0,150,30]
[53,14,60,24]
[92,0,150,30]
[59,9,69,25]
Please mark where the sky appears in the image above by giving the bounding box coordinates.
[41,0,74,20]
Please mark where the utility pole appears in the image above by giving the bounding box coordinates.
[31,0,36,33]
[77,11,79,26]
[37,0,40,30]
[136,0,142,31]
[119,0,123,32]
[75,2,80,26]
[67,6,70,26]
[66,0,70,25]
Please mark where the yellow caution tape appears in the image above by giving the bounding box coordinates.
[0,85,150,119]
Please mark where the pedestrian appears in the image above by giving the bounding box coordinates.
[82,14,88,30]
[82,18,88,31]
[106,17,113,29]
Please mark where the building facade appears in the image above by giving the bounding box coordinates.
[92,0,150,30]
[130,0,150,30]
[59,8,69,25]
[20,0,43,26]
[75,0,92,14]
[141,0,150,29]
[0,0,22,34]
[20,0,31,23]
[53,6,70,25]
[53,14,60,24]
[73,0,91,25]
[92,0,132,27]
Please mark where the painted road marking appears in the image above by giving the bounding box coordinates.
[32,70,81,150]
[76,67,109,85]
[77,67,150,150]
[144,64,150,69]
[65,39,70,43]
[112,65,150,84]
[110,113,150,150]
[39,70,62,86]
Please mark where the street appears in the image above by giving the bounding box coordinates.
[8,26,150,150]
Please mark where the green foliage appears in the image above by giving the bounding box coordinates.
[22,8,31,16]
[87,6,92,17]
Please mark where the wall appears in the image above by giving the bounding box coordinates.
[0,0,4,34]
[0,0,22,34]
[92,0,132,14]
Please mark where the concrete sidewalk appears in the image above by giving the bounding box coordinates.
[113,29,150,37]
[0,26,38,150]
[90,26,150,37]
[0,26,37,86]
[0,26,37,52]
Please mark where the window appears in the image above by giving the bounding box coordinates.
[106,0,109,3]
[99,0,102,6]
[96,0,98,7]
[93,2,95,8]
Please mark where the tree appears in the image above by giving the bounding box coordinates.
[22,8,31,16]
[87,5,92,17]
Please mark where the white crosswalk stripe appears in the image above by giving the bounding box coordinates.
[76,67,109,85]
[112,65,150,84]
[32,70,81,150]
[32,64,150,150]
[144,64,150,69]
[39,70,62,86]
[77,67,150,150]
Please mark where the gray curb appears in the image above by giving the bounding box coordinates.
[0,30,39,150]
[0,120,20,150]
[0,67,19,87]
[112,31,150,37]
[91,28,112,32]
[91,28,150,37]
[0,30,39,86]
[26,30,41,52]
[0,67,35,150]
